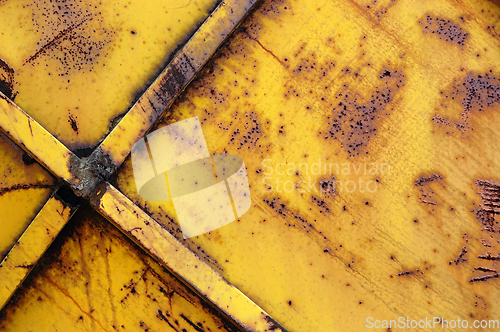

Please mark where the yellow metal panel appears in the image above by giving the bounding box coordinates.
[0,131,55,261]
[0,0,219,152]
[0,205,245,332]
[0,192,78,310]
[114,0,500,330]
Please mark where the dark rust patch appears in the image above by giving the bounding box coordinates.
[25,0,114,76]
[312,195,331,214]
[475,266,497,272]
[393,262,434,281]
[323,67,405,156]
[419,15,468,46]
[0,58,16,100]
[433,72,500,133]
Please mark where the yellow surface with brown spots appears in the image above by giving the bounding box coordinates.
[112,0,500,330]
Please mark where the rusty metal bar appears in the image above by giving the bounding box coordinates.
[86,0,260,180]
[90,182,287,332]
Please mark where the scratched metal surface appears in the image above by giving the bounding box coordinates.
[1,0,500,331]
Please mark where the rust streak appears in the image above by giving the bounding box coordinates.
[244,31,286,68]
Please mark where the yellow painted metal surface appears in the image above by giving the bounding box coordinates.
[0,0,219,152]
[113,0,500,330]
[0,131,54,261]
[0,205,243,332]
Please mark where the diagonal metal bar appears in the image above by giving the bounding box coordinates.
[0,187,79,311]
[90,182,287,332]
[86,0,259,180]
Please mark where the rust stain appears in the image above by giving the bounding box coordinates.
[24,14,92,64]
[419,15,468,47]
[21,152,36,165]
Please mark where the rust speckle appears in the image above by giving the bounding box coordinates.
[25,0,114,76]
[323,67,405,156]
[419,15,468,46]
[474,267,497,272]
[477,253,500,261]
[433,72,500,133]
